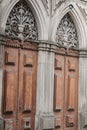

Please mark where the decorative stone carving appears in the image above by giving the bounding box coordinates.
[56,13,78,48]
[5,1,38,40]
[77,3,87,24]
[55,0,65,8]
[52,0,65,15]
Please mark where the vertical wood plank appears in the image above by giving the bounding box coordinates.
[64,56,78,130]
[54,54,65,130]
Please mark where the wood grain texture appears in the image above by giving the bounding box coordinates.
[54,50,78,130]
[54,55,64,130]
[2,39,37,130]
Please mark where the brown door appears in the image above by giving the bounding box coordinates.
[54,51,78,130]
[2,45,37,130]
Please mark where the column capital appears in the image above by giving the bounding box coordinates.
[38,41,57,53]
[79,49,87,58]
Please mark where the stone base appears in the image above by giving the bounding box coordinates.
[79,112,87,130]
[35,115,55,130]
[0,117,3,130]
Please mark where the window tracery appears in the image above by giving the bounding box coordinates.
[56,13,78,48]
[5,1,38,40]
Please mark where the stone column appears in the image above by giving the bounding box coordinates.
[0,35,5,130]
[78,49,87,130]
[35,42,56,130]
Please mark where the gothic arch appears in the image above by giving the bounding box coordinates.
[50,2,86,48]
[0,0,48,40]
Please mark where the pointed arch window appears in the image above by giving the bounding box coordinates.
[56,13,78,48]
[5,0,38,40]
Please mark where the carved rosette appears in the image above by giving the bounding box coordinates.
[56,13,78,48]
[5,1,38,40]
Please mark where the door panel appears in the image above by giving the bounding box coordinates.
[18,49,37,130]
[54,53,78,130]
[3,45,37,130]
[3,47,18,130]
[54,55,65,130]
[64,56,78,130]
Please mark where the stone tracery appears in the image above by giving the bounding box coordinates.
[5,1,38,40]
[56,13,78,48]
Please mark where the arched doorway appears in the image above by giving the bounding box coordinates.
[2,1,38,130]
[54,13,79,130]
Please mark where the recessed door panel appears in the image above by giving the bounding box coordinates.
[54,55,65,130]
[4,70,15,113]
[23,71,33,112]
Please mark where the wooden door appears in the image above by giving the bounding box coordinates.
[2,45,37,130]
[18,49,37,130]
[54,52,78,130]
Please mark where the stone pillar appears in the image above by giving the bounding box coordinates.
[35,42,56,130]
[79,49,87,130]
[0,35,5,130]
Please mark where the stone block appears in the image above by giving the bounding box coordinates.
[35,115,55,130]
[41,116,55,130]
[0,118,3,130]
[80,112,87,129]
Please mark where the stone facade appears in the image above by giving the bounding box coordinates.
[0,0,87,130]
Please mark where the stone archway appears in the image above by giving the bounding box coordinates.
[50,4,87,130]
[53,13,79,130]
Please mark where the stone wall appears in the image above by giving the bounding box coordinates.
[0,0,87,130]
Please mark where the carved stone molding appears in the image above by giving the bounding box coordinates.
[56,13,78,48]
[41,0,49,15]
[52,0,65,15]
[80,0,87,2]
[5,1,38,40]
[77,3,87,24]
[55,0,65,8]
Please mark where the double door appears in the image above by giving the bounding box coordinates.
[54,52,78,130]
[2,46,37,130]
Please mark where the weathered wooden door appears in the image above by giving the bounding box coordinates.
[54,49,78,130]
[2,40,37,130]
